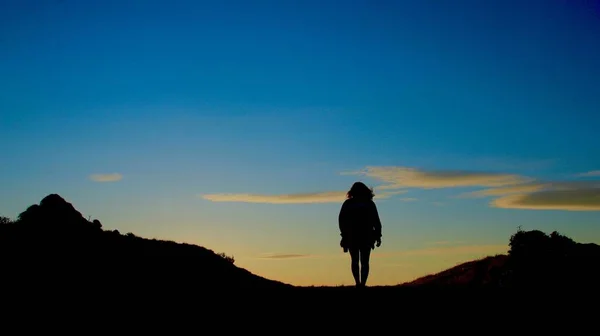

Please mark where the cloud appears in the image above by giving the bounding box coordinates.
[464,181,600,197]
[256,244,507,261]
[376,190,408,198]
[378,244,508,258]
[399,197,418,202]
[427,241,465,246]
[576,170,600,177]
[89,173,123,182]
[457,183,549,198]
[201,191,346,204]
[454,180,600,211]
[201,189,404,204]
[491,187,600,211]
[343,165,600,212]
[199,165,599,211]
[347,166,532,190]
[548,181,600,190]
[257,253,312,259]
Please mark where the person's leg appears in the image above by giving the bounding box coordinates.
[359,247,371,286]
[349,248,360,286]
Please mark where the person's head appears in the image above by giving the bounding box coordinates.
[347,182,375,200]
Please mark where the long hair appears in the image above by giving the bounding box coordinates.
[347,181,375,200]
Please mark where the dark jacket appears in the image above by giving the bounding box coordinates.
[338,198,382,249]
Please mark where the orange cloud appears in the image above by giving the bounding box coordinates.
[457,183,549,198]
[89,173,123,182]
[378,244,508,257]
[200,165,600,211]
[253,244,508,261]
[347,166,532,190]
[257,254,312,259]
[451,179,600,211]
[426,241,465,246]
[491,188,600,211]
[201,191,346,204]
[200,189,405,204]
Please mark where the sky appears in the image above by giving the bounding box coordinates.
[1,0,600,286]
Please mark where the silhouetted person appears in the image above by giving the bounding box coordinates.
[338,182,382,287]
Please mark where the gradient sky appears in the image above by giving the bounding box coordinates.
[1,0,600,286]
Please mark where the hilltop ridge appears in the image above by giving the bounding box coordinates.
[403,228,600,290]
[1,194,599,294]
[0,194,291,291]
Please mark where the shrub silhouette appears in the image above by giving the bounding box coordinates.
[92,219,102,229]
[0,216,13,225]
[503,228,598,289]
[217,252,235,264]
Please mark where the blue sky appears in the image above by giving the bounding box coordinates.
[1,0,599,286]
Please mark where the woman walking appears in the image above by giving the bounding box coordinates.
[338,182,382,287]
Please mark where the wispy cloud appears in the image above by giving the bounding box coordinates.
[576,170,600,177]
[378,244,508,258]
[547,181,600,190]
[346,166,532,190]
[89,173,123,182]
[457,183,549,198]
[201,191,346,204]
[377,190,408,198]
[452,180,600,211]
[257,253,312,259]
[259,244,507,260]
[461,181,600,197]
[427,241,465,246]
[201,189,404,204]
[345,165,600,212]
[491,187,600,211]
[200,164,600,211]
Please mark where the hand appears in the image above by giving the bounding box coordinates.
[376,238,381,247]
[340,239,348,253]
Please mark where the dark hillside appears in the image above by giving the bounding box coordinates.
[404,255,509,287]
[403,228,600,290]
[0,194,291,291]
[2,194,599,296]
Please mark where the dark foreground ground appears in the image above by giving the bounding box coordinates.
[1,194,598,327]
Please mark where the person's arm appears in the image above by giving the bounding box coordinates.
[338,200,349,237]
[371,201,382,241]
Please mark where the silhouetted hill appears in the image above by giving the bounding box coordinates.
[403,228,600,290]
[0,194,291,291]
[404,255,509,287]
[2,194,599,296]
